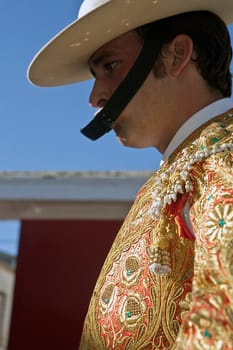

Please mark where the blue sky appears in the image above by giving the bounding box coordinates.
[0,1,233,255]
[0,0,160,172]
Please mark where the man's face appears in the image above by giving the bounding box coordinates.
[88,30,174,151]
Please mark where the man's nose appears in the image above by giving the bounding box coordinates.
[89,80,109,108]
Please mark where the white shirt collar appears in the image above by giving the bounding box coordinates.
[163,98,233,161]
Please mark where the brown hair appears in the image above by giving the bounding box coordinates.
[137,11,232,96]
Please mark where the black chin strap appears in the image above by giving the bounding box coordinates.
[81,34,163,140]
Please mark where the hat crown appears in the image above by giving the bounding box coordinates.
[78,0,111,19]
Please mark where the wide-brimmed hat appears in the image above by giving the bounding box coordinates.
[28,0,233,87]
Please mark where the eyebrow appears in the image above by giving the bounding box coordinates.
[92,51,113,65]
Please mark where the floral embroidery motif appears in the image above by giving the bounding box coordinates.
[80,110,233,350]
[121,255,142,287]
[205,204,233,241]
[148,112,233,275]
[100,283,117,314]
[120,293,146,329]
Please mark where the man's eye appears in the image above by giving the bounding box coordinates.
[104,61,117,72]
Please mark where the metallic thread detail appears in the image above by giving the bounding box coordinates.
[120,294,146,329]
[80,110,233,350]
[122,255,142,287]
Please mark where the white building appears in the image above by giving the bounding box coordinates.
[0,251,15,350]
[0,171,152,350]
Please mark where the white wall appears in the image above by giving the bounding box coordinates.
[0,262,15,350]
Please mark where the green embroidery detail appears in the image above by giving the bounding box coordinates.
[127,270,132,276]
[204,330,211,339]
[219,219,225,227]
[127,311,132,318]
[207,195,213,201]
[200,145,205,151]
[104,298,109,304]
[212,137,220,144]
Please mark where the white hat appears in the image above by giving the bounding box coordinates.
[28,0,233,87]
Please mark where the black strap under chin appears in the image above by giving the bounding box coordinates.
[80,34,163,140]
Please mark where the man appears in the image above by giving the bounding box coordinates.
[28,0,233,348]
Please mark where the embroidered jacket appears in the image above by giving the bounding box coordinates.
[79,110,233,349]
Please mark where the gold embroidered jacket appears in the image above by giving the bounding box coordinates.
[79,110,233,350]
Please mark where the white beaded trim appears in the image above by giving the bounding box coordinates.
[149,142,233,220]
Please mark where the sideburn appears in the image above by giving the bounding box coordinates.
[153,56,167,79]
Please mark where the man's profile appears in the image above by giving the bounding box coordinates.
[28,1,233,348]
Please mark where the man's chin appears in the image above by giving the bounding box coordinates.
[116,135,127,145]
[115,132,149,149]
[113,127,125,143]
[113,126,130,146]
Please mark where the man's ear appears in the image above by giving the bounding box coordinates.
[166,34,194,77]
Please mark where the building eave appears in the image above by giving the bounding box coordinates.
[0,171,152,220]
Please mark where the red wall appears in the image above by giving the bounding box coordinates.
[8,219,122,350]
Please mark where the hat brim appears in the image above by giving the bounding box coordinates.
[28,0,233,87]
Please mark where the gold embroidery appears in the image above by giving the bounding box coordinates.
[119,293,146,329]
[121,255,142,287]
[174,112,233,349]
[80,111,233,349]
